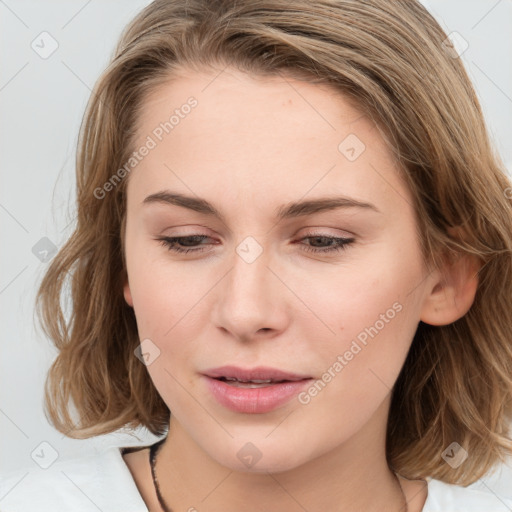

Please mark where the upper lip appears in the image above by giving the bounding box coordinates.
[202,365,312,382]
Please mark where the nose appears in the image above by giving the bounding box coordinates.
[211,240,290,342]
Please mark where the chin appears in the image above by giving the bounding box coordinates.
[230,457,304,475]
[208,438,314,475]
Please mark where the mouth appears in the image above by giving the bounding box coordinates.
[212,376,303,388]
[202,365,312,383]
[202,366,314,413]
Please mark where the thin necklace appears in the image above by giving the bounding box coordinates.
[149,437,408,512]
[149,437,173,512]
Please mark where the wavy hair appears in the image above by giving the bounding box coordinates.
[36,0,512,485]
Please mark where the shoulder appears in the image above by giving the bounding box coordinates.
[0,445,149,511]
[423,477,512,512]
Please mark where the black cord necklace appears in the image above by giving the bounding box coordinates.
[149,437,408,512]
[149,437,173,512]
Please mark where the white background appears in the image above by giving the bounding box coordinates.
[1,0,511,496]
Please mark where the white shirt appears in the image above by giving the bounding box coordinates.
[1,445,511,511]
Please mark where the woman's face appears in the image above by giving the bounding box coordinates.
[122,67,435,473]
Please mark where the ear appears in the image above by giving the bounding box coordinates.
[420,231,483,326]
[123,270,134,308]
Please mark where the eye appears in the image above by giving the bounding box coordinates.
[157,235,213,254]
[298,232,355,254]
[156,232,355,255]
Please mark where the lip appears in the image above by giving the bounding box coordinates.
[201,366,313,414]
[202,365,312,382]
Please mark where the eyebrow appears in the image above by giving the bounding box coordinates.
[142,190,380,222]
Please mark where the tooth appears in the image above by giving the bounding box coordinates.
[228,381,275,388]
[221,377,275,383]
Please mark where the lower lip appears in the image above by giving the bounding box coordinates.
[203,376,313,414]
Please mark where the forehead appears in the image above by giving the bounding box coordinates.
[128,67,411,218]
[136,67,370,150]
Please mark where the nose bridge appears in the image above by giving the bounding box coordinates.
[228,236,272,307]
[213,235,285,336]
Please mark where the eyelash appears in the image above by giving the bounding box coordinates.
[157,233,355,255]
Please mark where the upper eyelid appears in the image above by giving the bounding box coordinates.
[158,228,356,240]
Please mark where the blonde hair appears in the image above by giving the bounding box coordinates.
[36,0,512,485]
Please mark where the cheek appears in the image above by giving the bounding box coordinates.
[305,252,416,331]
[125,234,199,334]
[130,272,198,343]
[293,284,416,438]
[302,249,422,382]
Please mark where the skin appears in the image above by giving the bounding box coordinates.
[121,66,480,512]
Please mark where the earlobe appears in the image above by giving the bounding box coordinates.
[123,274,134,307]
[420,251,482,326]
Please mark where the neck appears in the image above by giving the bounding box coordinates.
[153,397,408,512]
